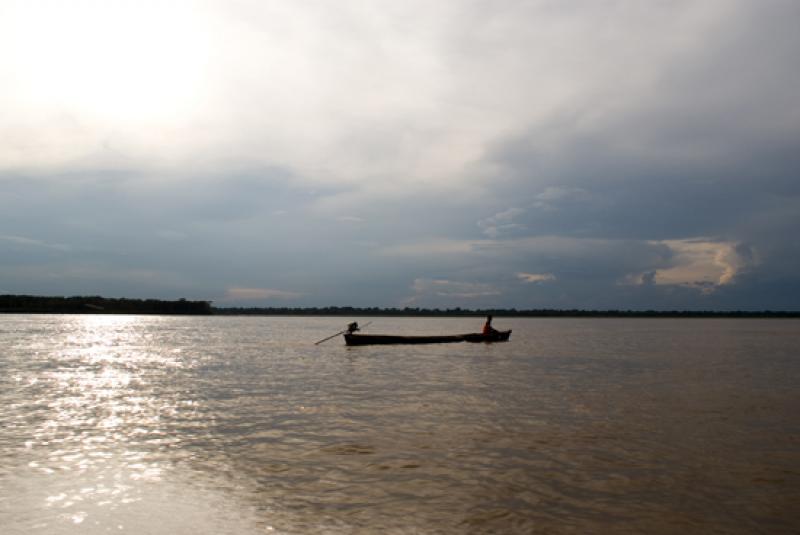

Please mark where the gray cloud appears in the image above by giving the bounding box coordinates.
[1,1,798,309]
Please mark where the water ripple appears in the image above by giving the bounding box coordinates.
[1,316,799,533]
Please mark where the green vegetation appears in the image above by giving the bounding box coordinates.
[1,295,797,317]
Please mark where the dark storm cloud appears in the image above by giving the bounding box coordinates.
[447,1,800,308]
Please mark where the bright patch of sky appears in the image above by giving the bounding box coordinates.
[1,0,798,309]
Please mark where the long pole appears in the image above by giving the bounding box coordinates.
[314,321,372,345]
[314,329,347,345]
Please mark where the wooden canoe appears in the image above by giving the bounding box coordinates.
[343,330,511,346]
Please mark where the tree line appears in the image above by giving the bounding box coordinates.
[1,295,796,317]
[0,295,212,315]
[212,305,799,318]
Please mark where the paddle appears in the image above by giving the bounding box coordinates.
[314,321,372,345]
[314,328,348,345]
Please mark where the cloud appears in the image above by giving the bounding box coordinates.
[533,187,590,210]
[641,271,657,286]
[221,287,302,302]
[0,234,71,252]
[379,235,669,279]
[0,2,753,185]
[378,239,479,257]
[621,239,757,293]
[405,278,501,306]
[477,207,525,238]
[336,216,365,223]
[0,2,797,310]
[653,239,756,291]
[156,230,188,242]
[517,272,556,284]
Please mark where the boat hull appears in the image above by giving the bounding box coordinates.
[343,330,511,346]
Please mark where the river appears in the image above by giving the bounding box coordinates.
[1,315,798,533]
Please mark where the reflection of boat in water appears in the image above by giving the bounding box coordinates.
[343,330,511,346]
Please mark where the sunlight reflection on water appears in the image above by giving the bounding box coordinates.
[0,315,267,534]
[1,315,799,534]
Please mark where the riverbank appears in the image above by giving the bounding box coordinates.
[2,294,797,317]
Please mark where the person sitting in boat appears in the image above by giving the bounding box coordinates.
[347,322,360,333]
[482,315,499,335]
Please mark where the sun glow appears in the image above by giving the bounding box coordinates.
[2,1,212,124]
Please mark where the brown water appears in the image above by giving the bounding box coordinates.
[1,315,799,534]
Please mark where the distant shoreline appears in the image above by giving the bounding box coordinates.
[0,295,212,315]
[1,295,798,318]
[213,307,799,318]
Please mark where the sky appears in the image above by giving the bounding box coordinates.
[1,0,799,310]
